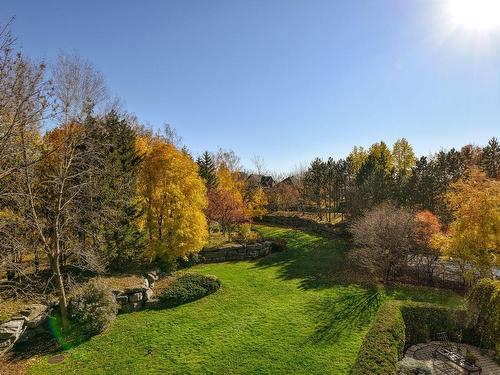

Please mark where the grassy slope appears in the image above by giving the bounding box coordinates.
[29,226,462,375]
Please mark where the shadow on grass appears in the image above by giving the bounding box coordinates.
[307,285,385,344]
[253,226,350,290]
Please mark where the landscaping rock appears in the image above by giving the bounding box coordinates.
[0,318,26,341]
[129,292,143,303]
[115,295,129,304]
[143,289,154,301]
[124,285,149,294]
[20,304,49,329]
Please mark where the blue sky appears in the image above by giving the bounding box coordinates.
[3,1,500,172]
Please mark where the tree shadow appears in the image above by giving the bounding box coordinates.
[253,226,350,290]
[306,285,384,344]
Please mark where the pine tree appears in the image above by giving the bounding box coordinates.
[197,151,218,189]
[481,137,500,179]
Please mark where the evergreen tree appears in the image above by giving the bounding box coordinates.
[78,110,143,269]
[481,137,500,179]
[197,151,218,189]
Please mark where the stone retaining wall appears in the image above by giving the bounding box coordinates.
[200,241,273,263]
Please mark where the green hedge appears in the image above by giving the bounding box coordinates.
[350,301,405,375]
[159,273,221,308]
[401,302,467,347]
[466,278,500,354]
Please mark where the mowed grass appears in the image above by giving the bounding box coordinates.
[29,226,462,375]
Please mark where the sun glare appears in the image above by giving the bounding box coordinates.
[448,0,500,31]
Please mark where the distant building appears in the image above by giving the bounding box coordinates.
[245,174,275,189]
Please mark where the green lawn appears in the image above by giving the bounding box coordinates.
[29,226,462,375]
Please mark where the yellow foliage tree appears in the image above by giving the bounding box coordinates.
[247,186,268,219]
[136,135,208,262]
[217,163,245,202]
[435,168,500,280]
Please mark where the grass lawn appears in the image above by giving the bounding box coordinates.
[28,226,462,375]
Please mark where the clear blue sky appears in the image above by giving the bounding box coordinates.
[3,0,500,172]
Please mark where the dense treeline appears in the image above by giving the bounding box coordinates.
[300,137,499,225]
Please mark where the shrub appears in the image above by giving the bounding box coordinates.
[350,301,405,375]
[397,357,431,375]
[68,279,118,338]
[236,223,260,243]
[466,278,500,351]
[401,303,466,346]
[159,273,221,308]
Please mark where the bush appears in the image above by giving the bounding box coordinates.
[68,279,118,338]
[466,278,500,352]
[401,302,466,346]
[236,223,260,243]
[159,273,221,308]
[350,301,405,375]
[397,357,431,375]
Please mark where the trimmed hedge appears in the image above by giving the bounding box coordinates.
[466,278,500,355]
[159,273,221,308]
[400,302,467,347]
[350,301,405,375]
[351,301,473,375]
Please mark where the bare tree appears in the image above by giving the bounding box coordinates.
[349,203,417,282]
[52,53,108,123]
[0,19,54,285]
[215,148,241,172]
[251,154,267,175]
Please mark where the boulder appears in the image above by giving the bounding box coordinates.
[20,304,49,329]
[115,295,129,304]
[124,285,149,294]
[129,292,143,303]
[0,318,26,341]
[143,289,154,301]
[146,272,159,286]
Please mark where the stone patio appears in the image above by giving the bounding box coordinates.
[405,341,500,375]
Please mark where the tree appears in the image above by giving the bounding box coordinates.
[206,188,248,237]
[304,158,325,219]
[247,186,268,219]
[136,134,208,263]
[435,168,500,281]
[349,203,416,282]
[0,20,53,280]
[52,53,108,123]
[28,124,97,326]
[392,138,416,178]
[347,146,368,176]
[413,210,442,283]
[78,111,143,269]
[481,137,500,179]
[214,148,241,172]
[197,151,217,189]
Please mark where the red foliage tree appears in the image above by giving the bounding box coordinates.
[206,189,248,238]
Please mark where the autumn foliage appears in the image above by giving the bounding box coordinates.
[136,134,208,262]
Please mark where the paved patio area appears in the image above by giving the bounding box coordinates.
[405,341,500,375]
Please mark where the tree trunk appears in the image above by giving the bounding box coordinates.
[50,254,69,328]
